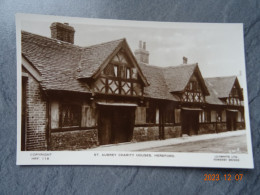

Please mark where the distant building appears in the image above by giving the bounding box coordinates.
[21,23,245,151]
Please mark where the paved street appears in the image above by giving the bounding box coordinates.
[89,130,248,153]
[139,135,247,153]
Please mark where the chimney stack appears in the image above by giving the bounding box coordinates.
[143,42,146,50]
[50,22,75,44]
[134,40,149,64]
[183,56,188,64]
[139,40,142,49]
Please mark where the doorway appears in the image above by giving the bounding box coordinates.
[181,109,199,136]
[227,110,238,131]
[98,105,136,145]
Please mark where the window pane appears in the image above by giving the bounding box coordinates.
[126,68,131,79]
[61,104,81,127]
[114,65,118,77]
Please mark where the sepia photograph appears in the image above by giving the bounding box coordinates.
[16,14,254,168]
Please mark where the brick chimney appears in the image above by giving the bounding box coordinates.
[183,56,188,64]
[50,22,75,44]
[134,40,149,64]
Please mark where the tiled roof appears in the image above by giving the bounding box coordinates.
[22,31,124,93]
[204,80,225,105]
[205,76,237,98]
[163,64,210,95]
[77,39,125,78]
[22,31,236,105]
[22,31,90,93]
[140,64,179,101]
[162,64,197,92]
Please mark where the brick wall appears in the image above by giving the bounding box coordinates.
[50,129,98,150]
[25,74,47,150]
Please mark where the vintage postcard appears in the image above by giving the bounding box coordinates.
[16,13,254,168]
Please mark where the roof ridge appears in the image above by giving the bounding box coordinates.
[204,75,237,79]
[163,63,198,69]
[22,30,82,49]
[82,38,126,49]
[140,63,164,69]
[140,63,198,70]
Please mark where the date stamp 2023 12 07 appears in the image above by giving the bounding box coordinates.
[204,174,243,181]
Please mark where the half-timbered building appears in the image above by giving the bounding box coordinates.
[21,22,245,151]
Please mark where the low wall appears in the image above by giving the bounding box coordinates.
[236,122,245,130]
[133,125,182,142]
[164,126,182,139]
[132,126,159,142]
[50,129,98,150]
[198,122,227,134]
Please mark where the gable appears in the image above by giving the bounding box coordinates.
[92,48,147,97]
[181,73,206,103]
[204,76,237,98]
[91,39,148,86]
[103,51,136,78]
[229,78,243,99]
[224,78,243,105]
[204,76,243,106]
[76,39,148,87]
[184,68,209,95]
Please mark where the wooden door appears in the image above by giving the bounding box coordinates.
[182,110,199,136]
[111,107,135,143]
[98,107,112,145]
[227,111,238,131]
[98,106,135,145]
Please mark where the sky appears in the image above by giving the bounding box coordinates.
[20,16,247,87]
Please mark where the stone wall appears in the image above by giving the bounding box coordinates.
[199,123,216,134]
[164,126,182,139]
[50,129,98,150]
[198,122,227,134]
[216,123,227,133]
[133,125,182,141]
[236,122,245,130]
[25,74,47,150]
[132,126,159,142]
